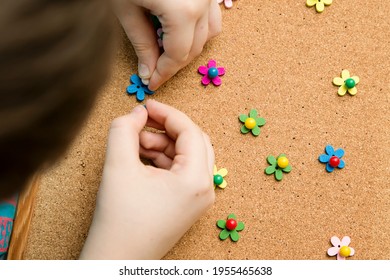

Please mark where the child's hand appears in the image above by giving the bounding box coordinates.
[112,0,222,90]
[80,100,215,259]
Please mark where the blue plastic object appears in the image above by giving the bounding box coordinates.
[126,74,154,102]
[318,145,345,172]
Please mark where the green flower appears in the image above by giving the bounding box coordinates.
[239,109,266,136]
[265,154,292,181]
[216,213,245,242]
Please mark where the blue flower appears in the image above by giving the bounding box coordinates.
[319,145,345,172]
[126,74,154,102]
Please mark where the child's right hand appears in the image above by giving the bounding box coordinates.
[80,100,215,259]
[112,0,222,90]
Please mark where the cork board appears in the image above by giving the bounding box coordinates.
[18,0,390,259]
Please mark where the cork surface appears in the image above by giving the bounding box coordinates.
[23,0,390,259]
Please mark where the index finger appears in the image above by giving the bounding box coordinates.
[144,99,208,174]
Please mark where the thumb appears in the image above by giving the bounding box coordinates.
[105,105,148,167]
[118,8,160,80]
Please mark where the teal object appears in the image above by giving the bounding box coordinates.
[345,78,356,89]
[213,174,223,185]
[0,195,18,260]
[207,67,219,78]
[126,74,155,102]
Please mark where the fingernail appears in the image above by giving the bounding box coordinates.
[138,64,150,78]
[141,78,149,85]
[132,105,144,114]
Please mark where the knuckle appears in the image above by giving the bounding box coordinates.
[171,52,190,66]
[181,2,201,18]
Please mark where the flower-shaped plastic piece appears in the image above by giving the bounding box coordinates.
[157,28,164,48]
[318,145,345,172]
[265,154,292,181]
[126,74,154,102]
[213,165,228,189]
[239,109,266,136]
[198,59,225,86]
[151,15,163,49]
[217,0,236,9]
[333,69,360,96]
[327,236,355,260]
[217,213,245,242]
[306,0,332,13]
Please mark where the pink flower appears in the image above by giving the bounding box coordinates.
[198,59,225,86]
[218,0,236,9]
[327,236,355,260]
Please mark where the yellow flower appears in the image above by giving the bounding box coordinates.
[306,0,332,13]
[213,165,228,189]
[333,69,360,96]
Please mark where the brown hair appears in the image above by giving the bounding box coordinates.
[0,0,115,198]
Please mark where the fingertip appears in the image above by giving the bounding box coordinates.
[148,71,163,91]
[145,99,155,108]
[119,104,148,132]
[141,78,150,85]
[138,64,151,79]
[107,105,148,164]
[144,99,161,116]
[144,99,173,118]
[111,104,146,129]
[131,104,147,115]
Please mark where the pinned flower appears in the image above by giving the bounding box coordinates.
[126,74,154,102]
[198,59,225,86]
[318,145,345,172]
[265,154,292,181]
[217,0,236,9]
[213,165,228,189]
[239,109,266,136]
[327,236,355,260]
[217,213,245,242]
[157,28,164,48]
[306,0,332,13]
[333,69,360,96]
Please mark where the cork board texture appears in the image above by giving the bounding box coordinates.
[21,0,390,259]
